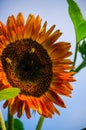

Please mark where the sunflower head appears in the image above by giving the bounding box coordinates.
[0,13,75,118]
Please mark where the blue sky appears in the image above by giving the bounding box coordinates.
[0,0,86,130]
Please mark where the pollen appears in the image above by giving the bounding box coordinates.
[6,57,12,64]
[30,48,35,53]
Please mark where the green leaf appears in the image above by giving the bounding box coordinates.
[14,119,24,130]
[79,40,86,59]
[67,0,86,42]
[5,118,24,130]
[76,21,86,42]
[0,88,20,100]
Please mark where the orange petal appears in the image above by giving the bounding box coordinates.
[50,85,72,97]
[46,25,56,36]
[17,102,25,118]
[36,99,52,118]
[36,21,47,43]
[31,15,41,40]
[3,100,9,108]
[46,90,66,108]
[16,13,24,39]
[0,21,8,39]
[6,15,17,42]
[0,35,8,50]
[40,21,47,33]
[9,98,19,115]
[42,95,60,115]
[24,14,35,39]
[45,30,62,45]
[25,103,31,119]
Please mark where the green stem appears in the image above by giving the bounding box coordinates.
[0,109,6,130]
[73,41,79,67]
[74,59,86,73]
[36,116,44,130]
[8,106,14,130]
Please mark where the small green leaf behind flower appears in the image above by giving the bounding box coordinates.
[79,40,86,60]
[67,0,86,42]
[81,128,86,130]
[0,88,20,100]
[5,118,24,130]
[74,39,86,73]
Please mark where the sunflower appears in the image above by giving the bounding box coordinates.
[0,13,75,118]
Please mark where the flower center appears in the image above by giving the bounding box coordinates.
[1,39,53,97]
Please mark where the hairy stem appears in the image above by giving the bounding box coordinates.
[73,41,79,67]
[8,106,14,130]
[0,109,6,130]
[74,59,86,73]
[36,116,45,130]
